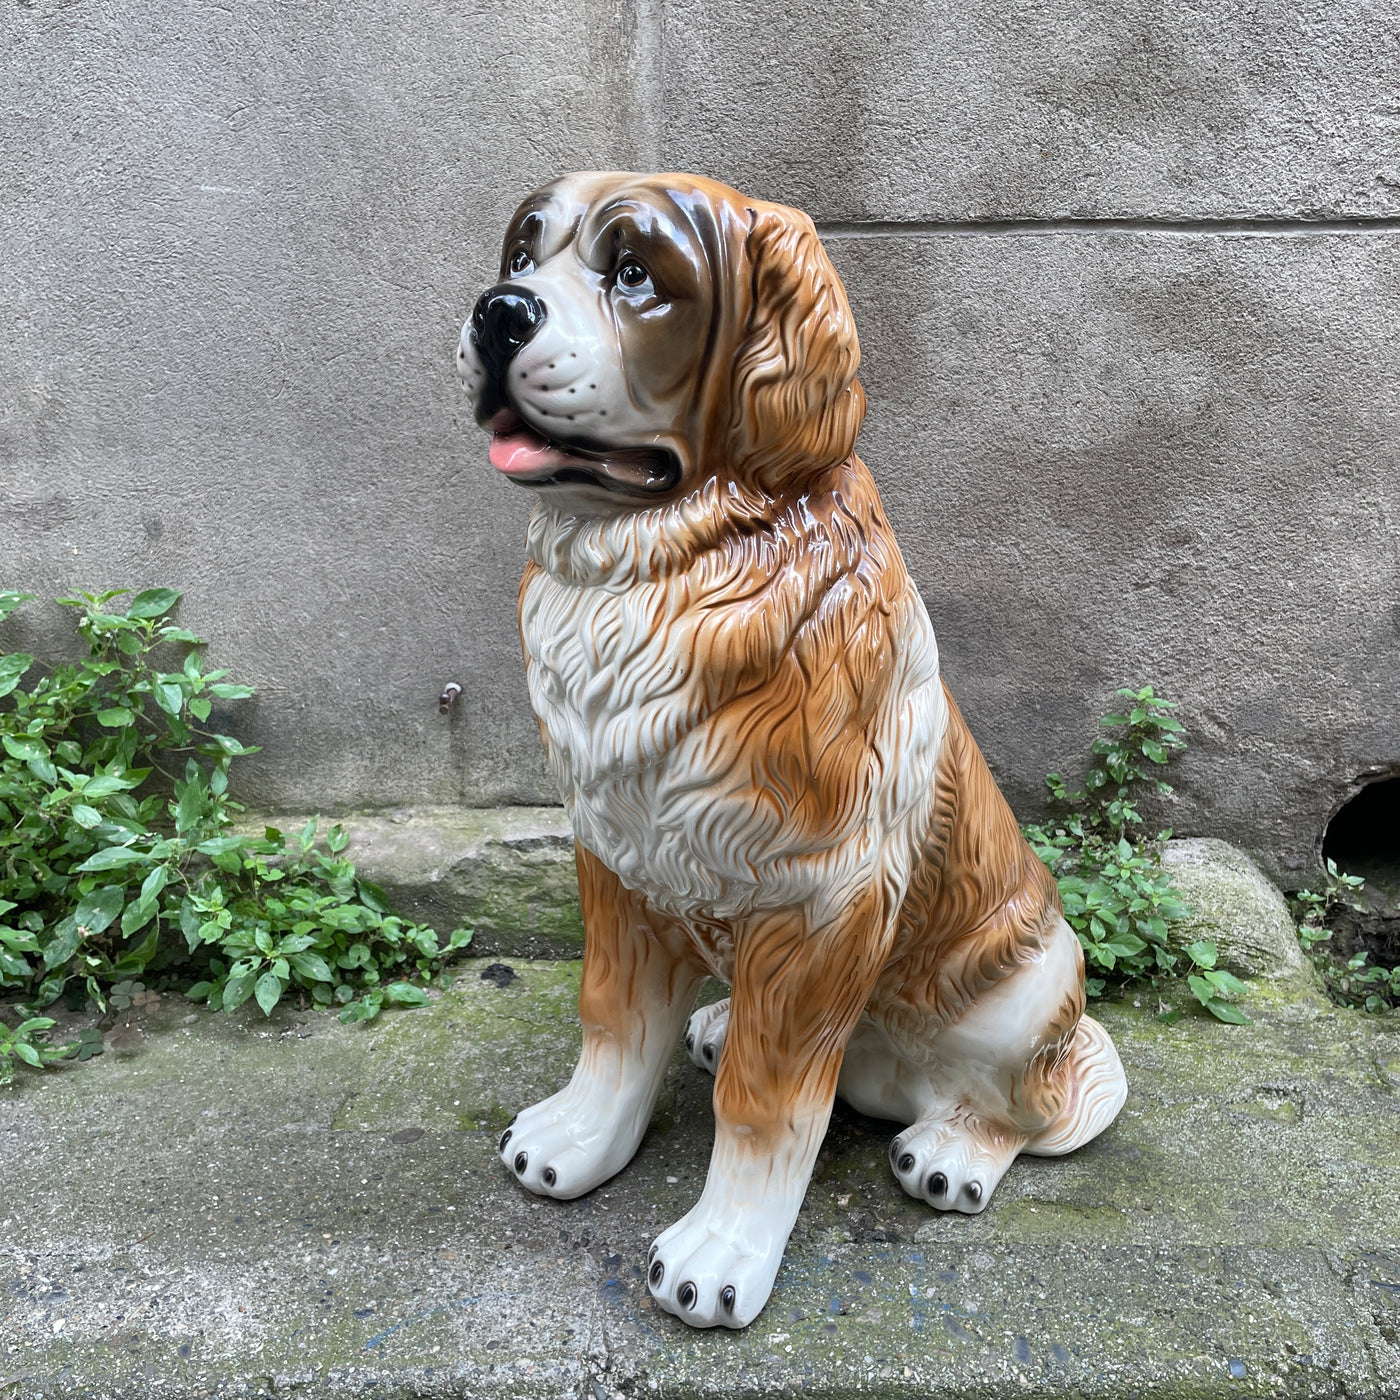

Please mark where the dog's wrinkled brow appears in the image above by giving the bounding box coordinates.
[502,193,586,267]
[578,194,707,291]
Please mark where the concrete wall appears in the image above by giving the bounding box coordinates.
[3,0,1397,882]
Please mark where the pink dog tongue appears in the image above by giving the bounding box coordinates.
[489,423,581,477]
[486,410,667,490]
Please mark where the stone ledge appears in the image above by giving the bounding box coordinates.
[255,809,1314,984]
[240,806,582,958]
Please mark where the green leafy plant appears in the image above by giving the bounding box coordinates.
[1293,859,1398,1013]
[0,1013,73,1085]
[0,588,472,1079]
[1023,686,1247,1024]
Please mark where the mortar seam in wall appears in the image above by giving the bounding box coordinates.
[815,216,1400,239]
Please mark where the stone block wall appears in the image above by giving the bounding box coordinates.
[4,0,1397,882]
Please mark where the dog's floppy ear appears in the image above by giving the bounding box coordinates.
[727,204,866,489]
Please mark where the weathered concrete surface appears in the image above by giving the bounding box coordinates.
[2,964,1398,1397]
[662,0,1400,221]
[1162,838,1311,985]
[5,0,1400,887]
[832,229,1400,884]
[0,0,646,816]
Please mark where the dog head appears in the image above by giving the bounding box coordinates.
[457,172,865,508]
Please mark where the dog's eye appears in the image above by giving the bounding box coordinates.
[616,260,651,290]
[508,249,534,276]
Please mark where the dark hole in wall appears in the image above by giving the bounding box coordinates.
[1321,776,1400,962]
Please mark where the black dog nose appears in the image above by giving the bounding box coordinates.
[471,283,546,373]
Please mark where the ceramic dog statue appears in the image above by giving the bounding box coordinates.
[457,172,1127,1330]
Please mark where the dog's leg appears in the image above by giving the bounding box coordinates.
[886,915,1122,1211]
[648,887,889,1329]
[684,996,729,1072]
[500,844,705,1199]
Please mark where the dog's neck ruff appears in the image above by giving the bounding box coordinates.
[525,472,813,589]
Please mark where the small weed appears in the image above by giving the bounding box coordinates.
[1293,859,1398,1013]
[1023,686,1247,1024]
[0,587,473,1083]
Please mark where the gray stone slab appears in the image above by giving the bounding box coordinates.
[234,806,584,958]
[0,0,650,816]
[1163,837,1312,984]
[2,964,1398,1397]
[825,229,1400,883]
[660,0,1400,221]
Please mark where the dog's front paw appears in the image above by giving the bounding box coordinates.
[499,1084,644,1200]
[684,998,729,1073]
[888,1115,1025,1215]
[646,1200,784,1329]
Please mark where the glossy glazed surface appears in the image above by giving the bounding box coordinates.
[459,172,1126,1329]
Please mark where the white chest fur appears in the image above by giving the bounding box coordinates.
[519,522,948,928]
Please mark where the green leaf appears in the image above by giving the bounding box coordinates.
[70,803,103,829]
[383,982,430,1008]
[189,698,212,722]
[127,588,181,620]
[75,846,151,872]
[254,971,285,1017]
[2,734,47,763]
[0,652,34,698]
[1187,974,1215,1007]
[155,682,186,716]
[1206,969,1250,998]
[42,916,83,970]
[120,894,157,938]
[0,591,37,621]
[1186,940,1218,970]
[139,865,170,903]
[1204,998,1251,1025]
[221,973,255,1012]
[12,1042,41,1068]
[338,994,382,1024]
[185,981,214,1001]
[290,951,334,983]
[208,683,254,700]
[74,885,126,934]
[95,708,134,728]
[82,774,131,799]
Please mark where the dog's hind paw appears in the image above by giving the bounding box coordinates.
[684,997,729,1074]
[888,1114,1025,1215]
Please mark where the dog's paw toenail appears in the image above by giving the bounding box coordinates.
[543,1167,556,1188]
[499,1129,512,1151]
[964,1181,982,1203]
[897,1152,915,1173]
[928,1171,947,1197]
[678,1281,697,1309]
[513,1151,528,1174]
[720,1284,736,1314]
[649,1260,665,1286]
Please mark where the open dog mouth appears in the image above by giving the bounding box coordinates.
[486,410,680,495]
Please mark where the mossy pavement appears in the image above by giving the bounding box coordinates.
[2,953,1399,1399]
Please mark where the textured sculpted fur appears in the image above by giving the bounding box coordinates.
[457,172,1127,1330]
